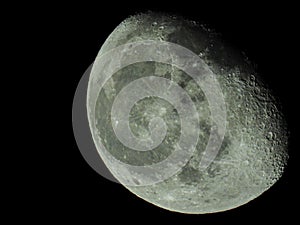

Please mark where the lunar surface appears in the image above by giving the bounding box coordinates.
[87,12,288,213]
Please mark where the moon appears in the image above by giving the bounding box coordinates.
[87,12,288,213]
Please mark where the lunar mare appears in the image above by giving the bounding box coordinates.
[87,12,288,213]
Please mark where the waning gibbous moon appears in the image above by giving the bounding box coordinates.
[86,12,289,213]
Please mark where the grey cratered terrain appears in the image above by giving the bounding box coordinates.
[87,12,289,213]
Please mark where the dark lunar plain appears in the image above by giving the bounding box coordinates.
[53,1,298,224]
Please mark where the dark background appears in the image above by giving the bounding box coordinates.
[47,1,298,223]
